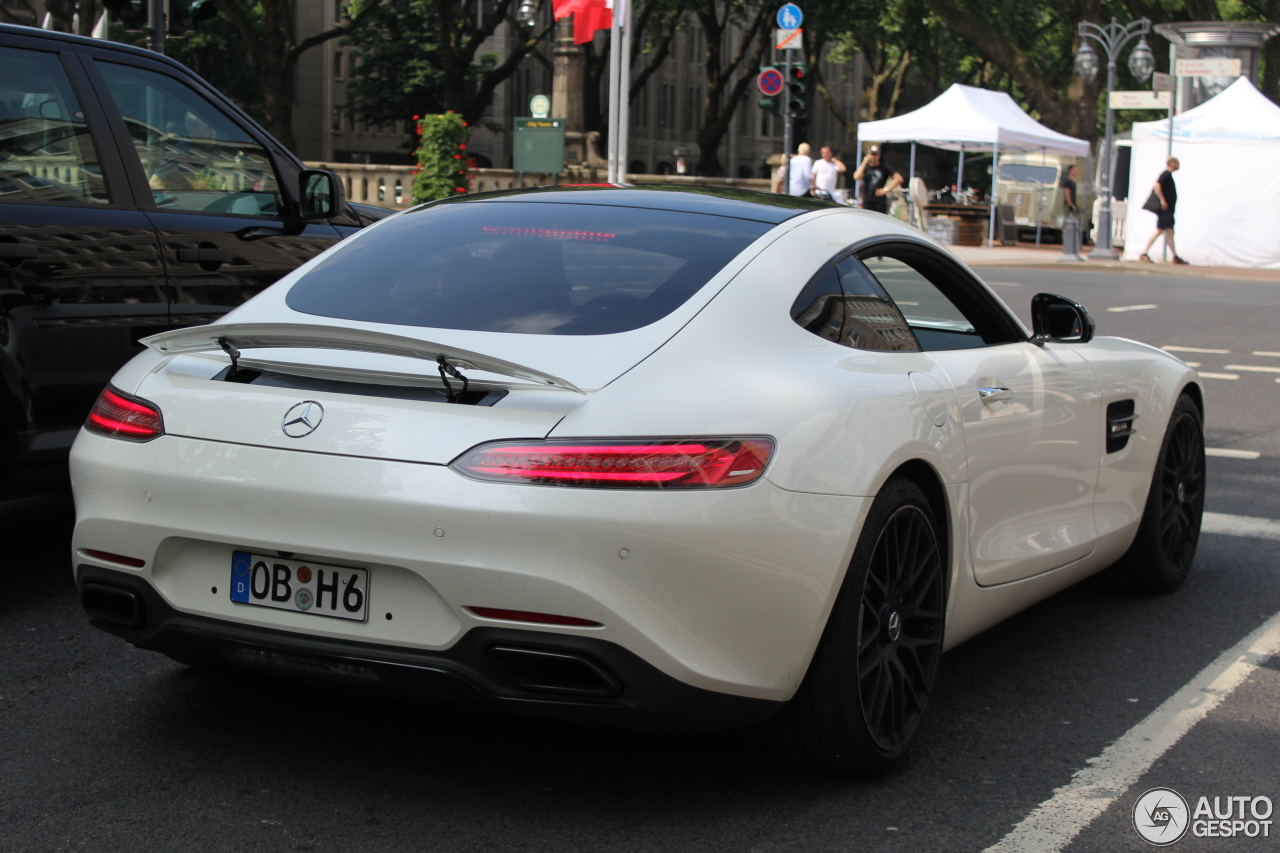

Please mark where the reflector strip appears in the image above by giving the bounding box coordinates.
[85,549,146,568]
[481,226,615,242]
[468,607,602,627]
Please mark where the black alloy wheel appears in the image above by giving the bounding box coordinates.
[1114,394,1205,593]
[858,503,945,753]
[1156,408,1205,570]
[775,477,946,775]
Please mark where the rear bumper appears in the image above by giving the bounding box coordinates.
[77,565,781,729]
[70,430,869,704]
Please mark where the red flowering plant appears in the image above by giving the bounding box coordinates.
[411,113,472,203]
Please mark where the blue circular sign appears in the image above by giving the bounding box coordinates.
[757,67,784,97]
[776,3,802,29]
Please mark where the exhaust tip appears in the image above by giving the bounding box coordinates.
[488,646,621,697]
[80,582,144,628]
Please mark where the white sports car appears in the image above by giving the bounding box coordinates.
[70,187,1205,774]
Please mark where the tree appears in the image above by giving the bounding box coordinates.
[211,0,387,149]
[690,0,771,176]
[343,0,555,136]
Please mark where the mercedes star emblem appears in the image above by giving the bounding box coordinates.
[281,401,324,438]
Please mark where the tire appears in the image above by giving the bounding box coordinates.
[1113,394,1205,593]
[775,477,946,776]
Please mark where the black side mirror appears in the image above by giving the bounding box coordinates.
[298,169,346,220]
[1031,292,1095,344]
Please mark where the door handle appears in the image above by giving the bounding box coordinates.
[978,386,1013,405]
[176,247,234,264]
[0,243,39,260]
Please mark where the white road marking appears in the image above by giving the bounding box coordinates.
[1205,448,1261,459]
[983,609,1280,853]
[987,281,1022,287]
[1106,304,1158,312]
[1162,345,1230,354]
[1183,362,1201,367]
[1252,351,1280,357]
[1197,372,1239,380]
[1225,364,1280,374]
[1203,511,1280,540]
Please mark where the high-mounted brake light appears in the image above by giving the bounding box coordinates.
[481,226,615,242]
[451,438,774,489]
[85,386,164,441]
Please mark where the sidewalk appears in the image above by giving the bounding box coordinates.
[949,244,1280,281]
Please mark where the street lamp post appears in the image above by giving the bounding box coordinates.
[1075,17,1152,260]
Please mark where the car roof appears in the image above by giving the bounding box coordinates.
[0,23,192,70]
[431,185,839,224]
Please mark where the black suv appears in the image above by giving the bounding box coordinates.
[0,24,386,477]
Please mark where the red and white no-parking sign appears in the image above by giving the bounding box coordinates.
[757,67,784,97]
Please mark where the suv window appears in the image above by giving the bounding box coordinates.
[285,201,771,335]
[0,46,108,204]
[791,255,920,352]
[95,62,282,216]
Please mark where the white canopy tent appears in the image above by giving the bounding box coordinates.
[1122,77,1280,269]
[857,84,1091,242]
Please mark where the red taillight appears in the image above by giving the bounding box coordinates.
[84,549,146,568]
[451,438,774,489]
[468,607,602,627]
[85,386,164,441]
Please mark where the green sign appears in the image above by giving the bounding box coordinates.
[513,118,566,175]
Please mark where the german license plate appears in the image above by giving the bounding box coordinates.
[230,552,369,622]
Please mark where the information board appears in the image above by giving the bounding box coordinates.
[514,118,566,175]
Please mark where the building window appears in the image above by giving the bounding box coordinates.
[334,0,345,23]
[334,52,343,80]
[738,94,750,136]
[332,107,343,132]
[635,83,648,128]
[683,87,695,132]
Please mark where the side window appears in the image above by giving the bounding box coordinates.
[0,46,108,204]
[858,249,1019,351]
[791,255,920,352]
[95,62,282,216]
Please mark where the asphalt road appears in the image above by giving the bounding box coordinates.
[2,267,1278,853]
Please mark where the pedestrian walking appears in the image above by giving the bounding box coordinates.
[1140,157,1187,264]
[812,145,847,202]
[788,142,815,197]
[853,144,903,213]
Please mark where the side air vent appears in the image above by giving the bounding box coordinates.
[1106,400,1139,453]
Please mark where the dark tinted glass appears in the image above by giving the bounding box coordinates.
[286,202,771,335]
[790,255,919,352]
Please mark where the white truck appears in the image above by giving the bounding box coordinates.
[994,152,1090,239]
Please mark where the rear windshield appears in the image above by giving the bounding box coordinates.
[286,201,772,335]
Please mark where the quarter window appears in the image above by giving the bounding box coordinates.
[791,255,920,352]
[96,62,282,216]
[0,46,108,204]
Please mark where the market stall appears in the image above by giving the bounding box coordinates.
[857,84,1090,244]
[1122,77,1280,269]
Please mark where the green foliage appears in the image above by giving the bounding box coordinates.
[165,11,267,123]
[412,113,473,204]
[344,0,448,132]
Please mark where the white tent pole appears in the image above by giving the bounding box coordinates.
[956,145,964,198]
[618,0,632,182]
[988,141,998,245]
[908,142,917,224]
[606,6,622,183]
[854,129,862,205]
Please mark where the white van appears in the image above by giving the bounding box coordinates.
[994,153,1089,237]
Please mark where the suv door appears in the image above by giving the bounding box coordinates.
[852,242,1102,586]
[83,53,343,328]
[0,36,166,462]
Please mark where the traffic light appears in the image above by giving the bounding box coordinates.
[167,0,219,36]
[787,63,809,119]
[102,0,148,32]
[757,96,779,116]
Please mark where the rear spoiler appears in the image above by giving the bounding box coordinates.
[140,323,585,394]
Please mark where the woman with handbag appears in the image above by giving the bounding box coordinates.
[1139,157,1187,264]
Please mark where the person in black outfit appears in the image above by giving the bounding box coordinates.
[1140,157,1186,264]
[853,145,903,214]
[1061,164,1079,212]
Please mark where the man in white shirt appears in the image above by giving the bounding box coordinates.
[788,142,814,196]
[811,145,847,202]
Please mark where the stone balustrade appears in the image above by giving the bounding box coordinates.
[305,162,774,211]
